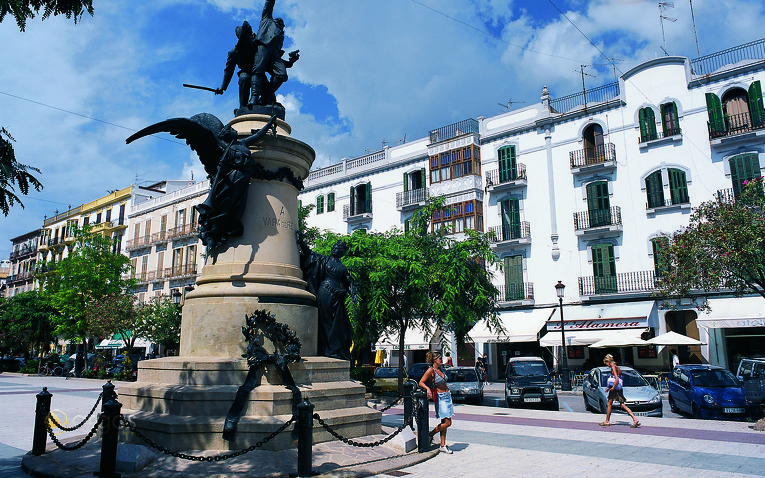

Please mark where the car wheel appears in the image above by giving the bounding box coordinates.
[668,395,679,414]
[583,392,594,412]
[692,403,702,419]
[549,398,559,411]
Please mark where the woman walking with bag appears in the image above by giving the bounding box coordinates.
[419,351,454,453]
[600,354,641,428]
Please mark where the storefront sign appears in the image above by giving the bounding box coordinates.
[547,317,647,331]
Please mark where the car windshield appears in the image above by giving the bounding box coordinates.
[508,361,549,377]
[599,369,648,387]
[448,370,478,383]
[691,369,740,387]
[374,368,399,378]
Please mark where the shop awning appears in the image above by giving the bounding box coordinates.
[540,327,648,347]
[696,297,765,329]
[375,326,435,351]
[545,301,655,333]
[469,308,556,343]
[96,334,152,350]
[589,330,650,348]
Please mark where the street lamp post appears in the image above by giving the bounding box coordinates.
[555,281,572,391]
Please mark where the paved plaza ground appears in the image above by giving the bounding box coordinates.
[1,373,764,477]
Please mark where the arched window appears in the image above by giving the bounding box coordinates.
[729,153,761,197]
[660,102,680,136]
[639,107,657,142]
[583,124,605,164]
[645,170,664,208]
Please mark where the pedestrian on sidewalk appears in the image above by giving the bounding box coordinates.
[419,351,454,454]
[670,349,679,371]
[600,354,641,428]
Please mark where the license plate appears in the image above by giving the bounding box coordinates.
[524,397,541,403]
[634,412,650,417]
[724,407,745,414]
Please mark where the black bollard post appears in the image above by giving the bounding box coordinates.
[97,398,122,478]
[32,387,52,456]
[296,399,314,478]
[101,380,116,413]
[415,389,429,452]
[403,380,414,428]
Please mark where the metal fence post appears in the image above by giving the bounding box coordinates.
[101,380,116,413]
[97,398,122,478]
[297,399,314,478]
[415,389,429,452]
[32,387,52,456]
[403,380,414,428]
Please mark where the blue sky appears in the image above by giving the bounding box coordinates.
[1,0,764,257]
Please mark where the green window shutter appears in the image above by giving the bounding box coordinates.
[671,102,680,131]
[592,244,616,294]
[421,168,427,187]
[349,186,355,216]
[586,181,610,227]
[639,108,647,140]
[500,198,520,240]
[404,219,410,233]
[327,193,335,212]
[498,146,516,183]
[646,108,656,139]
[504,255,523,300]
[403,172,408,192]
[645,171,664,208]
[706,93,725,134]
[668,169,689,205]
[366,182,372,212]
[748,80,765,127]
[730,153,761,196]
[652,237,670,277]
[316,195,324,214]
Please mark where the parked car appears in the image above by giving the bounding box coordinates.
[582,366,663,417]
[407,363,431,385]
[446,367,484,404]
[373,367,406,395]
[735,357,765,408]
[668,364,759,420]
[505,357,558,410]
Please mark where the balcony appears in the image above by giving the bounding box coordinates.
[569,143,617,174]
[343,200,373,225]
[10,245,37,260]
[6,271,33,284]
[638,126,682,148]
[646,194,691,213]
[429,118,479,144]
[125,236,151,252]
[148,231,168,246]
[396,188,429,211]
[578,270,660,297]
[496,283,534,305]
[167,223,198,241]
[488,222,531,250]
[708,111,765,143]
[166,264,198,280]
[146,269,166,283]
[485,164,527,193]
[90,221,115,234]
[573,206,622,237]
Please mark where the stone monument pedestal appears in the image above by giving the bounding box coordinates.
[119,114,381,450]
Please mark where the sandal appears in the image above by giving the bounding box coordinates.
[599,421,610,427]
[630,421,641,428]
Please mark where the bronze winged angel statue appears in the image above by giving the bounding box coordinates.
[126,113,277,260]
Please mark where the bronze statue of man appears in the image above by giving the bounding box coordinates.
[215,21,257,109]
[250,0,299,107]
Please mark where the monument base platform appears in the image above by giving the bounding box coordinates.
[118,356,382,451]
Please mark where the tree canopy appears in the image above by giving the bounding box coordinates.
[658,178,765,309]
[0,0,93,31]
[0,290,56,358]
[134,295,182,355]
[0,127,43,216]
[84,292,139,350]
[38,226,134,341]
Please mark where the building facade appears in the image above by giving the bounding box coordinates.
[299,38,765,376]
[6,231,39,297]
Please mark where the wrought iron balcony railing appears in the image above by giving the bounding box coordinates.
[550,81,620,114]
[570,143,617,169]
[578,270,661,296]
[497,283,534,302]
[639,126,682,143]
[691,37,765,76]
[573,206,622,231]
[485,164,527,189]
[166,264,198,279]
[429,118,479,144]
[708,111,765,140]
[166,223,198,240]
[488,222,531,243]
[646,192,690,210]
[343,200,373,221]
[396,188,429,209]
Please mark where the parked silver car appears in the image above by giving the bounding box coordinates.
[446,367,484,404]
[582,366,663,417]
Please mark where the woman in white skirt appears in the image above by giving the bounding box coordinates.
[419,351,454,454]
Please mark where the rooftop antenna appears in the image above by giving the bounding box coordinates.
[689,0,701,59]
[498,99,526,111]
[659,2,676,55]
[577,65,597,114]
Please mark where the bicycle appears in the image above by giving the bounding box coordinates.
[39,362,64,376]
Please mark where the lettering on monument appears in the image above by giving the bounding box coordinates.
[263,216,296,231]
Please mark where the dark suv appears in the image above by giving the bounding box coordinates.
[505,357,559,410]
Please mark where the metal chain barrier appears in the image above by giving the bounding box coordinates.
[376,395,403,413]
[46,414,103,451]
[312,389,421,448]
[47,393,103,432]
[120,414,296,462]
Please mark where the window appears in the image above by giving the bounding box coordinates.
[586,181,611,227]
[498,145,517,183]
[431,200,483,233]
[706,81,765,137]
[349,182,372,215]
[729,153,761,197]
[668,168,689,205]
[651,237,670,278]
[500,197,521,240]
[105,209,112,223]
[583,124,605,164]
[118,204,125,226]
[645,171,664,209]
[592,243,617,294]
[327,193,335,212]
[428,145,480,183]
[504,255,524,300]
[316,195,324,214]
[661,102,680,136]
[96,212,102,224]
[638,107,657,142]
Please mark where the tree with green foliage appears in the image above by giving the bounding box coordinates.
[0,0,93,31]
[0,290,56,360]
[311,198,502,392]
[84,292,140,351]
[658,178,765,310]
[134,295,182,355]
[38,226,134,350]
[0,127,43,216]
